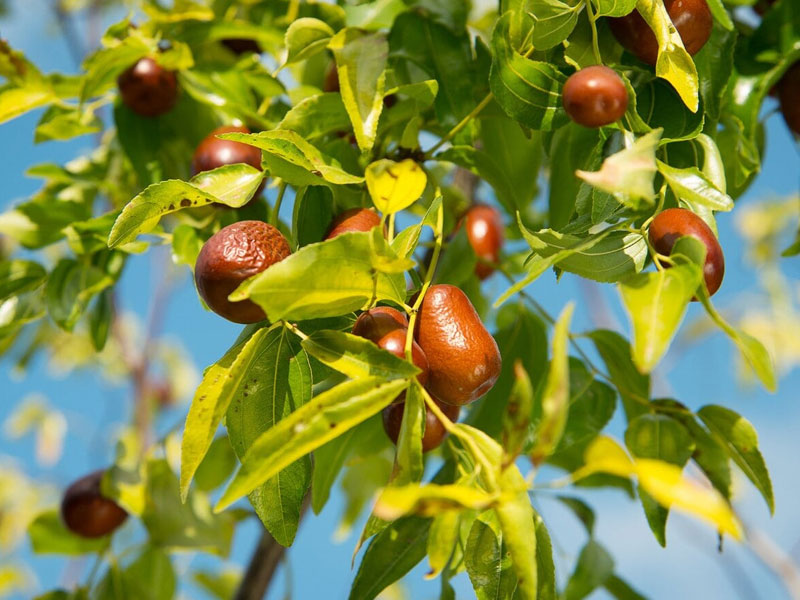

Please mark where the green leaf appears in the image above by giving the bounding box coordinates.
[180,326,274,499]
[630,77,704,142]
[375,483,496,521]
[311,419,366,513]
[531,303,573,464]
[285,18,335,65]
[490,12,568,131]
[588,330,650,420]
[231,231,406,322]
[366,159,427,215]
[556,496,596,534]
[107,165,264,247]
[171,224,203,271]
[80,37,151,102]
[0,260,46,301]
[28,510,110,555]
[94,545,176,600]
[193,436,237,493]
[593,0,637,17]
[436,146,518,215]
[495,464,538,600]
[89,289,112,352]
[217,130,363,187]
[279,93,350,139]
[329,29,388,152]
[604,574,647,600]
[217,377,409,511]
[563,540,614,600]
[694,25,736,123]
[619,262,703,373]
[395,384,425,485]
[697,405,774,514]
[349,516,430,600]
[547,124,603,229]
[427,509,459,580]
[291,186,334,250]
[502,361,535,462]
[657,161,733,212]
[530,0,582,49]
[465,519,517,600]
[45,259,114,331]
[535,512,557,600]
[34,104,101,143]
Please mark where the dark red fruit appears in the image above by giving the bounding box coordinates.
[648,208,725,297]
[374,328,429,388]
[382,399,459,452]
[325,208,382,239]
[778,63,800,136]
[117,57,178,117]
[462,205,505,279]
[195,221,291,323]
[323,62,340,93]
[562,66,629,128]
[609,0,712,66]
[192,125,262,176]
[221,38,261,55]
[352,306,408,340]
[61,470,127,538]
[754,0,776,16]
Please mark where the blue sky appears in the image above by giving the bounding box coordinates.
[2,2,800,599]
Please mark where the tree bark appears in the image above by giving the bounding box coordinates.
[234,529,286,600]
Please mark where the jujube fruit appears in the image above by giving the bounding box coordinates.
[648,208,725,297]
[463,204,505,279]
[323,62,340,93]
[777,63,800,136]
[562,66,629,128]
[325,208,382,240]
[373,328,430,388]
[61,470,128,538]
[609,0,712,66]
[195,220,291,323]
[117,57,178,117]
[352,306,409,341]
[221,38,261,55]
[415,284,502,406]
[192,125,265,197]
[382,399,459,452]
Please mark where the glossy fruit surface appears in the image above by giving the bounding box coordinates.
[463,205,505,279]
[609,0,712,65]
[192,125,263,175]
[195,221,291,323]
[352,306,408,340]
[374,328,429,387]
[325,208,382,239]
[415,284,501,406]
[117,57,178,117]
[61,470,128,538]
[562,66,629,128]
[221,38,261,55]
[648,208,725,296]
[382,399,459,452]
[778,63,800,136]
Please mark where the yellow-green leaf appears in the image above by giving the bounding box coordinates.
[374,483,496,521]
[366,159,427,215]
[426,510,459,580]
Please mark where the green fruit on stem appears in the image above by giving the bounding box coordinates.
[415,284,501,406]
[648,208,725,297]
[61,470,128,539]
[194,221,291,323]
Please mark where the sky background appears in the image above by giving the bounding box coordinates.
[2,1,800,599]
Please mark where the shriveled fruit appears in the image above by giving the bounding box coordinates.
[325,208,382,239]
[117,57,178,117]
[415,284,501,406]
[648,208,725,296]
[382,399,460,452]
[352,306,408,340]
[195,220,291,323]
[609,0,712,66]
[463,204,505,279]
[61,470,128,538]
[778,63,800,136]
[562,66,629,128]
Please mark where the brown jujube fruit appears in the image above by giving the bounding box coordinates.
[778,63,800,136]
[415,284,501,406]
[562,66,629,128]
[221,38,261,55]
[323,62,340,93]
[382,399,460,452]
[195,221,291,323]
[609,0,712,66]
[192,125,265,197]
[373,328,429,388]
[61,470,128,538]
[648,208,725,297]
[325,208,382,239]
[352,306,408,341]
[117,57,178,117]
[463,204,505,279]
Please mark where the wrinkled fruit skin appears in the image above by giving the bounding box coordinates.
[415,284,502,406]
[648,208,725,297]
[463,204,505,279]
[382,399,460,452]
[221,38,261,55]
[117,57,178,117]
[325,208,382,239]
[61,470,128,538]
[778,63,800,136]
[195,221,291,323]
[609,0,712,66]
[192,125,265,197]
[562,66,629,128]
[352,306,408,340]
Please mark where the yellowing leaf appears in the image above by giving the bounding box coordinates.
[366,159,427,215]
[374,483,496,521]
[426,510,459,580]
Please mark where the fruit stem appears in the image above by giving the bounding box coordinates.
[584,0,604,65]
[271,182,287,228]
[283,321,308,341]
[423,93,494,158]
